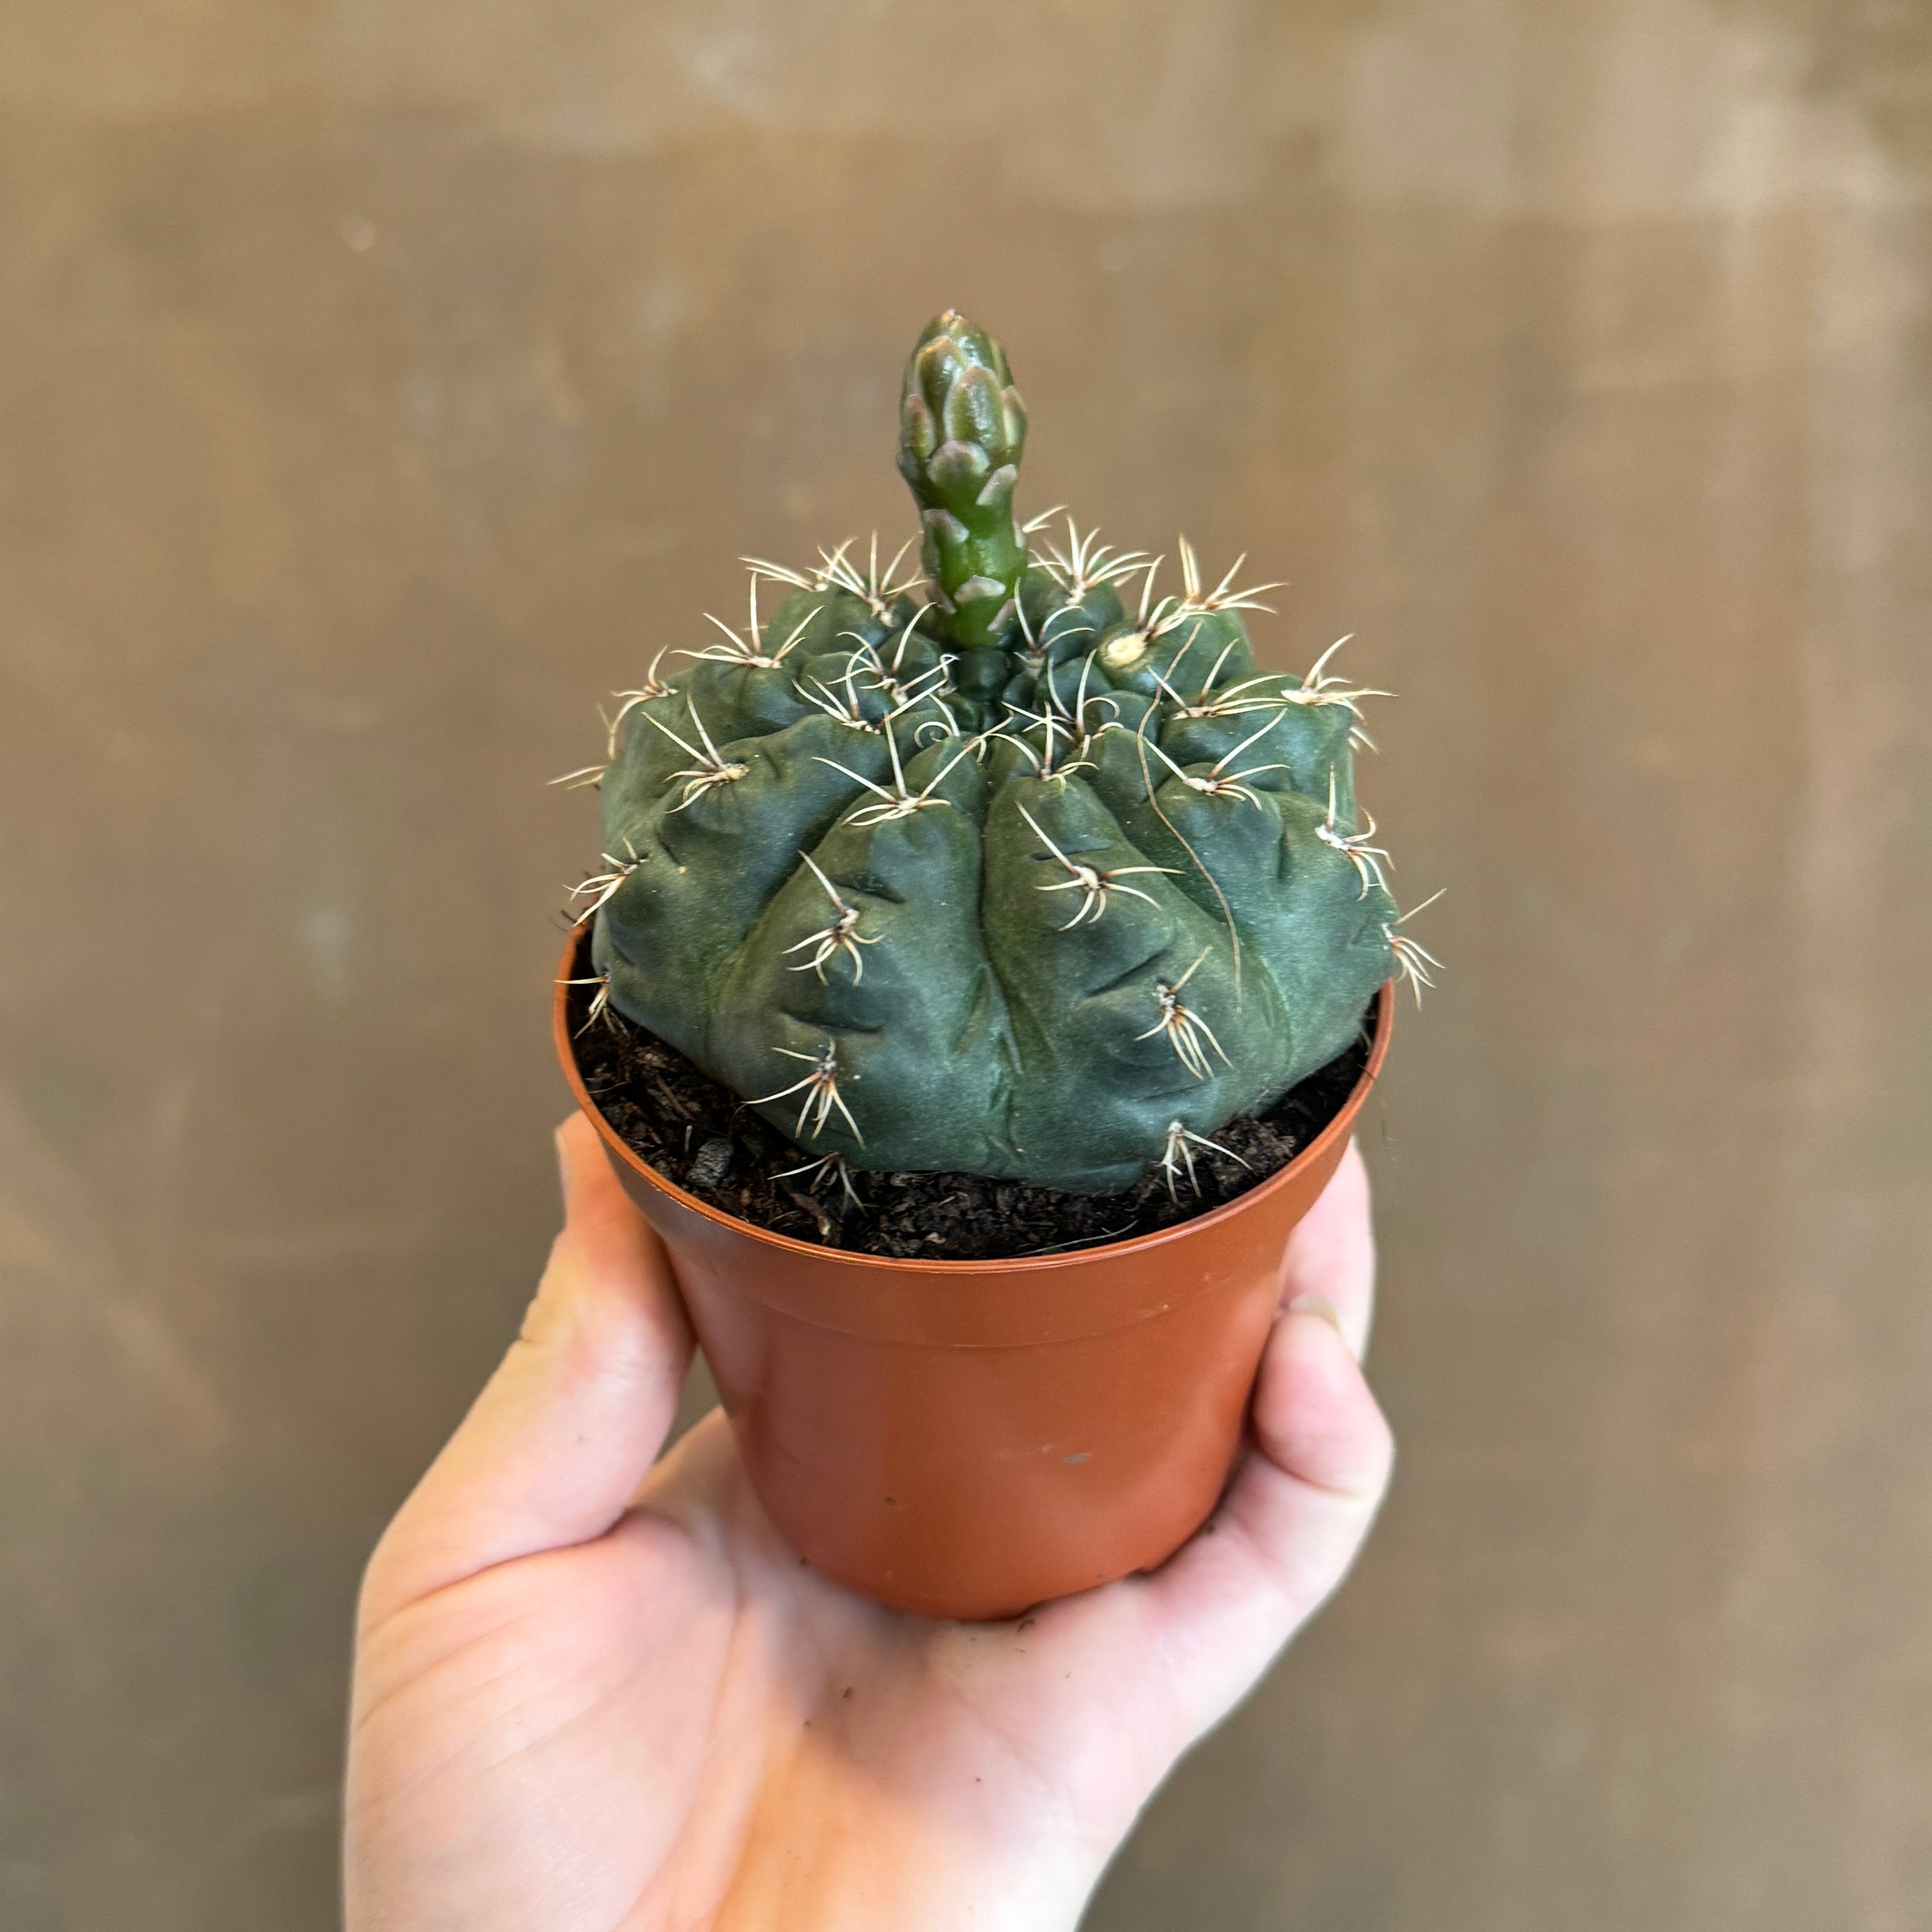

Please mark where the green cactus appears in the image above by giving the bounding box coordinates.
[578,311,1419,1193]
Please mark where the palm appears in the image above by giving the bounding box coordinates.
[345,1120,1390,1932]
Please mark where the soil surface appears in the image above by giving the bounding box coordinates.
[568,971,1376,1262]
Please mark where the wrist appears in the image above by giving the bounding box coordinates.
[708,1770,1112,1932]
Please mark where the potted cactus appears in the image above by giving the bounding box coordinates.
[554,312,1431,1619]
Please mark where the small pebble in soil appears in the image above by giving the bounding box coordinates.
[688,1137,734,1189]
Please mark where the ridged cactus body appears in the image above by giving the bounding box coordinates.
[586,313,1398,1192]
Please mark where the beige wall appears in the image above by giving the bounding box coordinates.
[4,2,1930,1925]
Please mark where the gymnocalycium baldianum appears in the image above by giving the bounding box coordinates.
[566,312,1434,1192]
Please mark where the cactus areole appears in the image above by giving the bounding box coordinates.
[580,312,1403,1194]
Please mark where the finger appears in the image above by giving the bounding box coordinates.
[361,1112,694,1626]
[1279,1139,1375,1358]
[1134,1299,1394,1732]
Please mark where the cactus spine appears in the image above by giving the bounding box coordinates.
[578,313,1407,1193]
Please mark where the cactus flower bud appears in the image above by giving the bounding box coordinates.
[897,311,1031,650]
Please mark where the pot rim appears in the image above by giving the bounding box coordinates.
[555,924,1392,1279]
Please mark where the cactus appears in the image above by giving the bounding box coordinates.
[577,311,1411,1193]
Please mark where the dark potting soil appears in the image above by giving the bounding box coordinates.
[568,971,1377,1263]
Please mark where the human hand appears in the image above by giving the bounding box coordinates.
[344,1115,1393,1931]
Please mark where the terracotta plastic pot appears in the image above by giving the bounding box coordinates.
[556,929,1392,1620]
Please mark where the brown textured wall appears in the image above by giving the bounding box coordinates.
[3,2,1930,1927]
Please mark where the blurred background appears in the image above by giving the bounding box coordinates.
[3,0,1930,1925]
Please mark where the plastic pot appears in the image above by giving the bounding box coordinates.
[555,928,1392,1620]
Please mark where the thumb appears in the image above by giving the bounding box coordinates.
[1132,1145,1393,1729]
[360,1112,694,1628]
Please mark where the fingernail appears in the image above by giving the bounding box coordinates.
[1287,1293,1343,1334]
